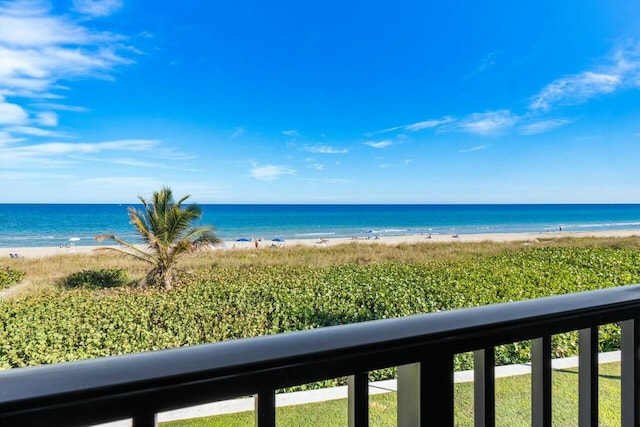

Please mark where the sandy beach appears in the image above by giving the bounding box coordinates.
[3,229,640,259]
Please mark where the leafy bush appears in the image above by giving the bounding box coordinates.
[1,247,640,386]
[0,267,25,290]
[61,269,129,290]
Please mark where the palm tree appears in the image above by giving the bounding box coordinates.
[96,186,221,290]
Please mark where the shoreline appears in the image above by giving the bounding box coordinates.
[3,229,640,259]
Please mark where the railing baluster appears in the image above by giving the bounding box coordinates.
[531,336,551,427]
[578,327,598,426]
[132,413,157,427]
[254,391,276,427]
[397,362,421,427]
[621,319,640,427]
[397,351,454,427]
[348,372,369,427]
[474,347,495,427]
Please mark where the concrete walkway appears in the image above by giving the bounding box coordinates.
[95,351,621,426]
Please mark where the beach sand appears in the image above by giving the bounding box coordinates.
[3,229,640,259]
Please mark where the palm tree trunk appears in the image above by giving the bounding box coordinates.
[163,272,173,290]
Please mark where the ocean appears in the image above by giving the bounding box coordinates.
[1,204,640,248]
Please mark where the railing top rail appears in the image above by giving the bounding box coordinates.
[2,284,640,424]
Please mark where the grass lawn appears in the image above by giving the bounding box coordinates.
[162,362,621,426]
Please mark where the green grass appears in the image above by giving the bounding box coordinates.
[162,362,621,426]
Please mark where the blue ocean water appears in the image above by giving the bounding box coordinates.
[1,204,640,248]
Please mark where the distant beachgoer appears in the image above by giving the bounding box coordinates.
[559,225,562,232]
[254,239,259,248]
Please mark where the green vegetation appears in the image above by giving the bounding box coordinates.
[0,266,25,290]
[1,245,640,372]
[60,269,129,290]
[96,186,221,290]
[162,362,622,426]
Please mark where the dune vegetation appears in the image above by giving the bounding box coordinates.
[2,237,640,382]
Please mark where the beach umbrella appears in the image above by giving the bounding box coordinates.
[235,238,251,242]
[272,238,285,242]
[68,237,80,242]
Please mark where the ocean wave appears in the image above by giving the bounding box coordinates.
[294,232,336,237]
[573,222,640,228]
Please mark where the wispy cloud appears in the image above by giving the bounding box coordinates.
[364,139,392,149]
[530,72,620,111]
[457,110,518,135]
[73,0,123,17]
[36,111,58,126]
[379,159,413,168]
[304,144,349,154]
[6,125,67,137]
[0,96,28,124]
[0,139,161,168]
[476,51,498,73]
[459,144,490,153]
[519,119,571,135]
[365,117,454,137]
[307,163,325,170]
[249,163,296,180]
[0,0,135,142]
[231,127,245,138]
[530,43,640,111]
[282,129,300,137]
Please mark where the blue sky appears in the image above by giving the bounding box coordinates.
[1,0,640,203]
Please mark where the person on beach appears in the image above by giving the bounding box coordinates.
[254,239,259,248]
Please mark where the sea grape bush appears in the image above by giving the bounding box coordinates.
[61,269,129,290]
[1,247,640,385]
[0,267,25,290]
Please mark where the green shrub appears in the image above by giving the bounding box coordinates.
[1,247,639,387]
[0,267,25,290]
[61,269,129,290]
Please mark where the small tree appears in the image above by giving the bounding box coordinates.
[96,186,221,290]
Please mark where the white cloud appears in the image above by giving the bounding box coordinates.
[530,72,620,111]
[519,119,571,135]
[73,0,123,17]
[0,96,28,124]
[0,130,24,145]
[529,43,640,111]
[365,117,454,136]
[379,159,413,168]
[457,110,518,135]
[304,145,349,154]
[307,163,325,170]
[364,140,393,149]
[282,129,299,137]
[249,163,296,180]
[36,111,58,126]
[32,103,89,112]
[459,144,490,153]
[0,0,134,138]
[0,139,160,168]
[6,125,65,137]
[404,117,455,132]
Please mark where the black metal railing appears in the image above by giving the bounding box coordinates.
[2,284,640,426]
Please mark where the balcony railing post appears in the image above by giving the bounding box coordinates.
[531,335,552,427]
[397,351,454,427]
[348,372,369,427]
[578,327,598,426]
[621,319,640,427]
[474,347,495,427]
[132,413,157,427]
[254,391,276,427]
[397,362,421,427]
